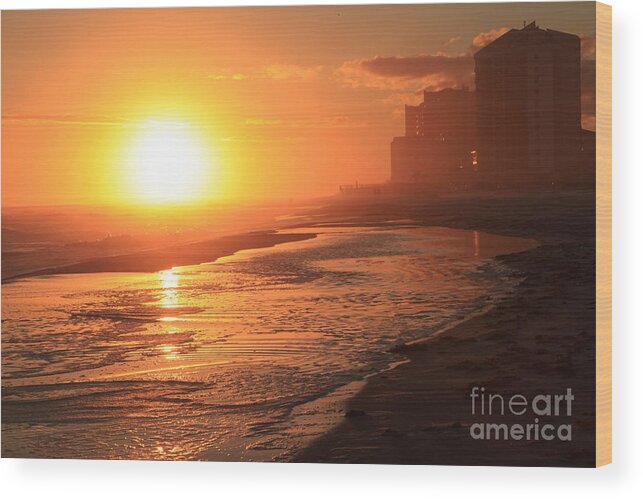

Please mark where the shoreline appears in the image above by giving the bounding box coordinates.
[2,231,316,283]
[1,190,597,465]
[292,190,596,466]
[267,262,525,463]
[190,223,539,463]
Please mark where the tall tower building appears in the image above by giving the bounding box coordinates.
[474,21,581,185]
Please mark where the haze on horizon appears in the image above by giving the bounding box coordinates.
[2,3,596,208]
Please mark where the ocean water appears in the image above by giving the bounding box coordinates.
[1,225,536,461]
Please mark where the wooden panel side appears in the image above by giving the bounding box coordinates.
[595,0,612,468]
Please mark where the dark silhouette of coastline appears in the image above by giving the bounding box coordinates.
[3,231,316,283]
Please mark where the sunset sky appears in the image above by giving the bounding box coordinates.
[2,3,596,207]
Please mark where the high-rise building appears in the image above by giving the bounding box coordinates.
[474,21,581,185]
[391,87,475,184]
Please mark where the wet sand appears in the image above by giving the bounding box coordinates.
[3,231,316,282]
[1,190,596,465]
[2,222,534,460]
[295,189,596,467]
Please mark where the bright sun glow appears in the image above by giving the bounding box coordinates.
[125,120,213,204]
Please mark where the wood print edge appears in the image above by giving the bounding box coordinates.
[595,0,612,468]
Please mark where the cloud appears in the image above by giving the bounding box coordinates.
[258,64,323,81]
[335,27,514,92]
[315,115,368,129]
[359,54,471,79]
[207,71,248,81]
[242,115,367,130]
[208,64,323,83]
[2,115,225,131]
[2,114,124,127]
[471,27,510,51]
[336,54,473,91]
[381,90,426,106]
[219,135,300,144]
[441,36,461,48]
[337,25,596,130]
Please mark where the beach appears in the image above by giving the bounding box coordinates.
[2,2,605,473]
[295,189,597,466]
[1,190,595,464]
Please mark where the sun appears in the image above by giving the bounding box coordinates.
[124,120,214,205]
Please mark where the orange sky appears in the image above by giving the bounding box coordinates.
[2,3,596,207]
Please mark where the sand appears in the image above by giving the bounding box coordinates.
[1,189,597,465]
[294,189,596,466]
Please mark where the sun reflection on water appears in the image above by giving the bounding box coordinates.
[159,344,179,360]
[159,268,180,308]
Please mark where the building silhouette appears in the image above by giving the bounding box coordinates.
[474,21,582,185]
[390,87,475,185]
[388,22,591,189]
